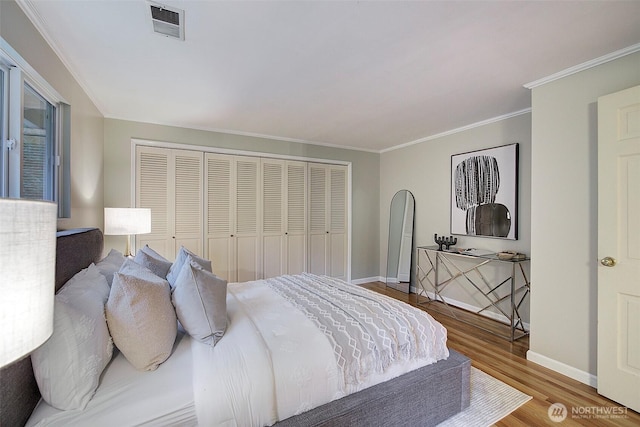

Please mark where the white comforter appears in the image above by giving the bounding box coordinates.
[194,274,449,426]
[28,274,448,427]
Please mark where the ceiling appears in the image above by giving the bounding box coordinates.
[17,1,640,152]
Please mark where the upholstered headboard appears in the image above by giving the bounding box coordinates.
[0,228,104,427]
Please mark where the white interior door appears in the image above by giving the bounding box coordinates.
[597,84,640,412]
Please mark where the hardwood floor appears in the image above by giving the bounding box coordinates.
[360,281,640,426]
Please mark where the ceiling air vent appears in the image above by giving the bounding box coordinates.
[148,2,185,40]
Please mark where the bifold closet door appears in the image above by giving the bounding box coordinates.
[136,146,203,260]
[205,153,260,282]
[308,163,347,280]
[285,161,308,275]
[261,159,308,279]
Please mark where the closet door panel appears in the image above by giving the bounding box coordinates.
[262,159,285,278]
[174,151,203,256]
[308,164,328,275]
[286,161,307,275]
[136,146,173,259]
[235,157,260,280]
[236,236,259,283]
[208,238,233,282]
[307,163,348,279]
[329,167,347,280]
[205,154,235,282]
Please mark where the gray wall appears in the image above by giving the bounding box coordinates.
[103,119,380,280]
[529,51,640,383]
[380,113,532,320]
[0,0,104,230]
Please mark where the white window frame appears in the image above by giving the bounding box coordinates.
[1,37,70,217]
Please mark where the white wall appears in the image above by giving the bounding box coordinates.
[528,51,640,385]
[380,113,532,321]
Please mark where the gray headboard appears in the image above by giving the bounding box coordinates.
[0,228,104,427]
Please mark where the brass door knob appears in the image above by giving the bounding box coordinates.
[601,257,617,267]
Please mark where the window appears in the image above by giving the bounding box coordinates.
[0,64,7,195]
[22,83,55,200]
[1,38,70,216]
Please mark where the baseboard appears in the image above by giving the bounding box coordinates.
[351,276,383,285]
[411,287,531,330]
[526,350,597,387]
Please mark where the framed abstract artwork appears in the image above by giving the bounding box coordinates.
[450,143,519,240]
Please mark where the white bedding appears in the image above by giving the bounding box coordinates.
[27,274,448,427]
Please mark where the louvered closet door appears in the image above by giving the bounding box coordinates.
[308,163,348,279]
[136,146,203,260]
[286,161,307,275]
[205,153,235,282]
[308,164,329,275]
[136,146,172,258]
[235,157,260,282]
[173,151,203,257]
[262,159,285,279]
[329,166,347,280]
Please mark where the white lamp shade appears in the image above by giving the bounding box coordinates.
[104,208,151,235]
[0,198,57,367]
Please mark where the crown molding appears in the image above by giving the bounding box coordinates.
[380,109,532,154]
[524,42,640,89]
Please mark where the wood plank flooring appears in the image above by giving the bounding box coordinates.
[360,281,640,426]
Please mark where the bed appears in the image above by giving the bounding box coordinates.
[0,228,470,426]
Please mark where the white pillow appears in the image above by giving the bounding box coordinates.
[106,259,177,370]
[134,245,172,278]
[31,264,113,410]
[166,246,213,289]
[96,248,126,286]
[172,257,227,346]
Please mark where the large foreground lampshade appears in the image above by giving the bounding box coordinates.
[0,198,57,368]
[104,208,151,256]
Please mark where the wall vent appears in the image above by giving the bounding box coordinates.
[148,2,185,40]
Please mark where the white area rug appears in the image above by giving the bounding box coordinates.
[438,367,532,427]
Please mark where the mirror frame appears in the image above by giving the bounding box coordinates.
[386,190,415,293]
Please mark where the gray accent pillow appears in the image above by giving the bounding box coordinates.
[95,248,126,286]
[166,246,213,289]
[172,257,227,346]
[106,259,177,370]
[134,245,172,278]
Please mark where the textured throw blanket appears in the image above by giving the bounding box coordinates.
[264,273,448,387]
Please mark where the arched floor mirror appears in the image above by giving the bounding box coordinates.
[386,190,415,293]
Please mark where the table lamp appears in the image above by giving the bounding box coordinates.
[0,198,57,368]
[104,207,151,256]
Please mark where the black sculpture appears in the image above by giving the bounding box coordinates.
[434,234,457,251]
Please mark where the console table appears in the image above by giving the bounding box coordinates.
[415,246,530,341]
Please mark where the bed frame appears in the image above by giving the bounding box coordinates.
[0,228,104,427]
[0,227,470,427]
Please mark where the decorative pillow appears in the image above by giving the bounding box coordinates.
[134,245,172,279]
[106,259,177,370]
[31,264,113,410]
[166,246,213,289]
[95,248,126,286]
[172,257,227,346]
